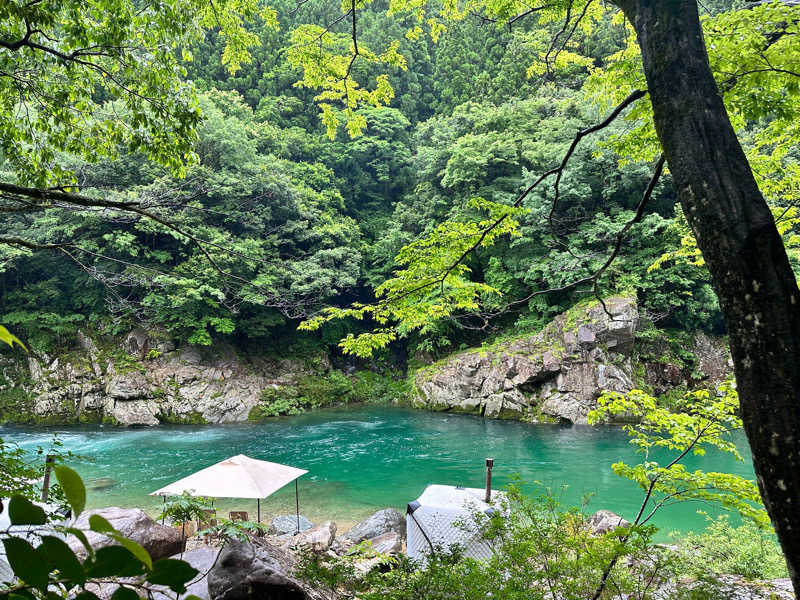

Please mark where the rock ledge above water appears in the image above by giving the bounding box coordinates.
[414,297,730,424]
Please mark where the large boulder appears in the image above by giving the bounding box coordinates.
[415,297,640,423]
[87,545,219,600]
[208,539,333,600]
[342,508,405,544]
[587,510,630,535]
[68,507,183,560]
[291,522,336,553]
[365,531,402,555]
[175,545,220,600]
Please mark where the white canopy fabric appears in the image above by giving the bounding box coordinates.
[149,454,307,499]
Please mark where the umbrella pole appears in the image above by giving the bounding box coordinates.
[161,496,165,525]
[295,479,300,534]
[257,499,260,524]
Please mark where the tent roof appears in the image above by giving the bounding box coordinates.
[413,485,506,511]
[149,454,307,499]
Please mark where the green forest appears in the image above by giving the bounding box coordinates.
[2,0,800,598]
[6,0,795,357]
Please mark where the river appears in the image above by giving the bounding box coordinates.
[0,406,756,537]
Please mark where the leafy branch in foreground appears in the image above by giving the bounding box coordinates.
[1,467,201,600]
[299,197,524,357]
[650,205,800,279]
[588,382,769,529]
[300,88,653,356]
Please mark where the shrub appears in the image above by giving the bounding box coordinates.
[249,370,409,420]
[673,515,789,580]
[298,486,676,600]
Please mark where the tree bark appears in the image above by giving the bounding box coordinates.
[616,0,800,593]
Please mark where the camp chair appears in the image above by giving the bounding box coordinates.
[229,511,248,522]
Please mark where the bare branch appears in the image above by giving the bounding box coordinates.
[0,236,73,250]
[0,182,140,210]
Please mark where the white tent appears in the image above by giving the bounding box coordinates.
[150,454,307,524]
[406,485,507,564]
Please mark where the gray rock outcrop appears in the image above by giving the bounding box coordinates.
[14,331,329,426]
[68,507,183,560]
[208,539,333,600]
[341,508,406,544]
[414,297,639,424]
[587,510,630,535]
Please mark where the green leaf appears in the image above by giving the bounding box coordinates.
[147,559,199,593]
[88,514,114,533]
[37,536,85,585]
[108,534,153,570]
[111,586,140,600]
[8,495,47,525]
[2,538,50,590]
[73,592,101,600]
[0,325,27,351]
[85,546,146,578]
[53,465,85,516]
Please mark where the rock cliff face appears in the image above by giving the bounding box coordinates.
[0,297,730,426]
[413,297,730,424]
[1,329,328,426]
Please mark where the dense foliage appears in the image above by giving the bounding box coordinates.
[4,0,789,360]
[1,1,798,596]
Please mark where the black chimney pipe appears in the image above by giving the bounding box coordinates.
[485,458,494,503]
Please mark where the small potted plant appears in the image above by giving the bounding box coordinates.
[158,491,212,544]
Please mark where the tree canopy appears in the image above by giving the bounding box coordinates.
[2,0,800,591]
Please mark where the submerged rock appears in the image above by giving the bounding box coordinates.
[88,477,115,491]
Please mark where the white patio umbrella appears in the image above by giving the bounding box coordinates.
[150,454,307,527]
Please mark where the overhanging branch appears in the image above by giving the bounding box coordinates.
[330,88,649,317]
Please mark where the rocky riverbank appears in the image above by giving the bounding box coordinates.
[72,505,408,600]
[70,506,793,600]
[0,296,730,426]
[0,330,352,426]
[413,296,731,424]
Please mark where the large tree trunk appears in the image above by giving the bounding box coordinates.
[616,0,800,593]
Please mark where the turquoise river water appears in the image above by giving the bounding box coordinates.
[0,406,755,536]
